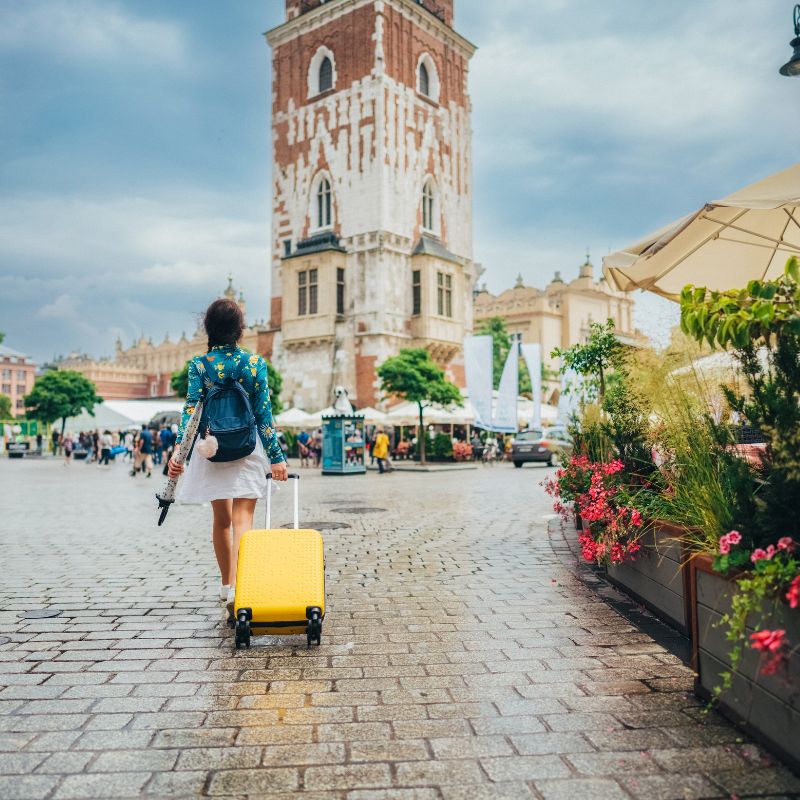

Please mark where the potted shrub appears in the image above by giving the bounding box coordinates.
[679,258,800,767]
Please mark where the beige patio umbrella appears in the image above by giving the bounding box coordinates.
[603,164,800,300]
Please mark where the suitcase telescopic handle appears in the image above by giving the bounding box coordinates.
[265,472,300,530]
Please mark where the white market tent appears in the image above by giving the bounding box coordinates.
[603,163,800,300]
[275,407,314,428]
[300,406,387,429]
[670,348,770,379]
[62,399,183,434]
[355,406,388,424]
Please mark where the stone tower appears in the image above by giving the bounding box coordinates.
[265,0,476,410]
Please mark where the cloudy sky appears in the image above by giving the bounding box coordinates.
[1,0,798,363]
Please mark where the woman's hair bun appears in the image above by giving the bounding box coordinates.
[204,298,245,349]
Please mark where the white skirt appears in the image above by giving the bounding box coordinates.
[177,437,271,504]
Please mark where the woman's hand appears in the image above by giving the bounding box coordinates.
[272,461,288,481]
[167,457,184,479]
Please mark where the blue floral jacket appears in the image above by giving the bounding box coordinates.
[176,345,285,463]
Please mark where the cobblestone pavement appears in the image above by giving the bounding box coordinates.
[1,457,799,800]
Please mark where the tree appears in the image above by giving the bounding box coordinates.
[377,348,462,464]
[0,331,5,344]
[266,360,284,415]
[24,371,102,436]
[0,393,12,419]
[171,361,190,398]
[552,319,621,401]
[475,317,532,394]
[171,357,284,414]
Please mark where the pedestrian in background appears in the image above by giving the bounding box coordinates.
[124,430,134,461]
[158,425,172,465]
[63,435,73,465]
[373,427,390,474]
[312,428,322,467]
[153,429,162,466]
[297,429,311,468]
[136,424,153,478]
[99,430,112,466]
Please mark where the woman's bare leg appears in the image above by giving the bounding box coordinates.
[229,498,257,587]
[211,499,233,585]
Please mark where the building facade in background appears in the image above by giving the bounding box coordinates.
[0,345,37,416]
[57,279,264,401]
[473,255,643,402]
[263,0,477,410]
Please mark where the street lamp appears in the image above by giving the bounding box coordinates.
[779,4,800,76]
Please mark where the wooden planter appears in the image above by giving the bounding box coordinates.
[691,555,800,771]
[606,521,691,635]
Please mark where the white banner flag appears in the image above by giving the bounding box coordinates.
[520,343,542,429]
[463,335,493,430]
[492,345,518,433]
[557,366,582,426]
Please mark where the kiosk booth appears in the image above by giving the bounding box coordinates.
[321,413,366,475]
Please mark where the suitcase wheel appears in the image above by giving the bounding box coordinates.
[307,615,322,648]
[235,612,251,649]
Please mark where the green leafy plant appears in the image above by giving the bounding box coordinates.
[282,429,297,457]
[377,348,462,464]
[552,319,622,401]
[431,432,453,460]
[0,393,12,419]
[601,380,655,479]
[171,361,190,397]
[24,371,102,437]
[648,383,758,554]
[680,257,800,542]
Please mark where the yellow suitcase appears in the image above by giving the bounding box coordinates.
[232,474,324,649]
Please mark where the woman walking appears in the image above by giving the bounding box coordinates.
[167,298,288,615]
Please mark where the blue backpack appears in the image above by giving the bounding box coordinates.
[199,377,257,463]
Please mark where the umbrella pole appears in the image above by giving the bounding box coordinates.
[155,401,203,526]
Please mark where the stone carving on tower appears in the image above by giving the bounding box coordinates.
[264,0,476,410]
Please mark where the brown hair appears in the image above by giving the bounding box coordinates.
[204,298,244,350]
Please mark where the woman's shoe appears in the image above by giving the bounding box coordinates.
[219,584,230,602]
[226,586,236,618]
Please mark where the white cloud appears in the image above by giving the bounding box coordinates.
[0,0,188,67]
[0,191,271,361]
[472,12,776,148]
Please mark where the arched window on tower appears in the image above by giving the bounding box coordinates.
[419,62,430,98]
[422,179,435,233]
[319,56,333,93]
[316,177,332,229]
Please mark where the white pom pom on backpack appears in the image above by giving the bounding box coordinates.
[196,433,218,459]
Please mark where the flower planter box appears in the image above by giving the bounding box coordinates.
[690,555,800,771]
[606,521,691,635]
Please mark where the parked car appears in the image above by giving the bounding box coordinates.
[511,426,572,467]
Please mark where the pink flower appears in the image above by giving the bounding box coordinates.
[726,530,742,545]
[777,536,795,552]
[750,629,785,653]
[751,548,768,563]
[787,576,800,609]
[765,545,777,560]
[630,509,642,527]
[719,538,731,555]
[750,629,788,678]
